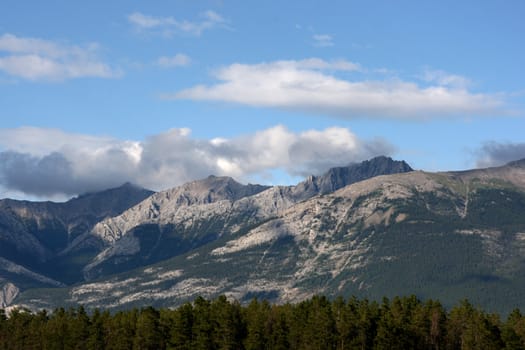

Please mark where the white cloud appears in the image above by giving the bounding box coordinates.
[0,33,67,57]
[0,33,121,81]
[292,58,361,71]
[128,10,226,36]
[169,58,505,119]
[0,127,119,156]
[128,12,176,29]
[313,34,334,47]
[156,54,191,68]
[0,126,393,198]
[421,69,471,89]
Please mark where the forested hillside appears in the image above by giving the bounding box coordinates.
[2,295,525,349]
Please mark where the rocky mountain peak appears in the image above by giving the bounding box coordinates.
[10,156,525,314]
[62,183,155,220]
[159,175,270,206]
[292,155,413,201]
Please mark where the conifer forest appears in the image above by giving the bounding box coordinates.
[2,295,525,350]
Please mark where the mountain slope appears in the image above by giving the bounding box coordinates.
[2,157,411,291]
[0,183,154,286]
[80,156,412,280]
[10,158,525,315]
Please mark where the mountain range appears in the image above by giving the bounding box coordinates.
[2,156,525,315]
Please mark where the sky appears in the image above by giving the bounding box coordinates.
[0,0,524,201]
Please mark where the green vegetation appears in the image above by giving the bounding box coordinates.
[2,295,525,349]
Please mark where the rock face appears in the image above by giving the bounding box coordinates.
[0,282,19,308]
[0,183,154,287]
[81,156,413,280]
[292,156,413,201]
[0,156,413,296]
[4,157,525,315]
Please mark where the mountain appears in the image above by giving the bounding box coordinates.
[78,156,412,280]
[0,183,154,289]
[293,155,413,200]
[0,157,411,296]
[5,157,525,315]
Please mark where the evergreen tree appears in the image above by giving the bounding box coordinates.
[87,309,106,350]
[66,306,91,350]
[267,305,289,350]
[333,296,356,350]
[26,309,48,349]
[210,295,245,350]
[106,309,137,350]
[304,295,337,350]
[244,298,272,350]
[412,299,447,350]
[6,308,34,349]
[2,294,525,350]
[447,300,503,350]
[192,296,213,350]
[0,308,6,349]
[44,307,68,350]
[133,306,164,350]
[168,302,194,350]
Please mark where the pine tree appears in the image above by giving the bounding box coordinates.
[267,306,289,350]
[67,306,91,349]
[0,308,6,349]
[192,296,213,350]
[133,306,164,350]
[244,298,270,350]
[304,295,336,350]
[26,309,48,349]
[106,309,137,350]
[87,309,106,350]
[210,295,245,350]
[44,307,68,350]
[169,302,194,350]
[6,308,34,349]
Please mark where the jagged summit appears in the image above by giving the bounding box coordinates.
[9,155,525,314]
[292,156,413,200]
[317,156,413,193]
[159,175,269,206]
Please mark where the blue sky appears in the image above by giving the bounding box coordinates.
[0,0,524,200]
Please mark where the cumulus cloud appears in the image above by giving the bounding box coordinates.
[168,58,505,119]
[128,10,226,36]
[0,33,121,81]
[156,54,191,68]
[476,142,525,168]
[0,126,393,198]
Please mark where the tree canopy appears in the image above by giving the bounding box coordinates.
[1,295,524,349]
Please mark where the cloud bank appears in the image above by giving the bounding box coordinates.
[0,34,121,81]
[0,126,393,198]
[128,11,226,36]
[169,58,504,119]
[476,142,525,168]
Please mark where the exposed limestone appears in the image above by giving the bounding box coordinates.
[0,283,19,307]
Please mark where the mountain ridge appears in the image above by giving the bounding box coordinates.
[81,156,412,280]
[3,156,525,314]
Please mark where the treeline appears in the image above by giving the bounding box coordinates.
[2,295,525,349]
